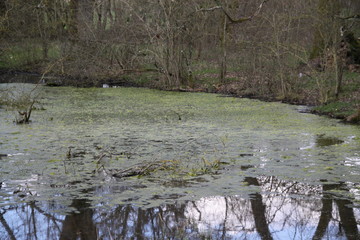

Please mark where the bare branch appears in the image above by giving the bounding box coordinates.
[212,0,269,24]
[338,14,360,20]
[196,6,222,13]
[253,0,269,18]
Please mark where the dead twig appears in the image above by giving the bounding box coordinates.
[198,0,269,24]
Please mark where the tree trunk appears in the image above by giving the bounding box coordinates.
[310,0,341,59]
[334,51,344,99]
[219,14,227,83]
[0,1,6,15]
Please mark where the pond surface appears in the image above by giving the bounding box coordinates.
[0,84,360,239]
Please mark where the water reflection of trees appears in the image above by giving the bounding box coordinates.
[94,203,189,239]
[0,202,64,240]
[313,183,360,240]
[59,199,97,240]
[1,178,359,239]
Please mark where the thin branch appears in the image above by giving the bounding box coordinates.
[121,68,160,73]
[196,6,222,13]
[338,14,360,20]
[30,58,64,95]
[211,0,269,24]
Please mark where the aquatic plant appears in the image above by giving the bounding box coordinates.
[63,144,224,180]
[187,158,222,177]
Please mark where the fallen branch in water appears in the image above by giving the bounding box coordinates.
[110,160,179,179]
[91,147,227,179]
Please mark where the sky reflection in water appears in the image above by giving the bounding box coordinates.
[1,179,359,239]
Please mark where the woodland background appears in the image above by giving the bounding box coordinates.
[0,0,360,118]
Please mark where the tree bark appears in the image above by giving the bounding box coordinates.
[220,14,227,83]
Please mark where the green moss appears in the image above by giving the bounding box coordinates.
[342,72,360,93]
[313,101,356,118]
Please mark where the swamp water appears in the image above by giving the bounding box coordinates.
[0,84,360,239]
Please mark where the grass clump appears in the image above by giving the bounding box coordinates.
[312,101,357,119]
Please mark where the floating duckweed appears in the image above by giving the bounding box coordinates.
[0,85,360,209]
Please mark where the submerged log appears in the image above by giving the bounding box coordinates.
[111,160,178,179]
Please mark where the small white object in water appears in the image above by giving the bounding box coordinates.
[103,84,110,88]
[7,153,26,157]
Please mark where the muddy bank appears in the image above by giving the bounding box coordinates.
[0,70,142,88]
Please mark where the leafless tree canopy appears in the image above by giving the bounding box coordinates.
[0,0,359,102]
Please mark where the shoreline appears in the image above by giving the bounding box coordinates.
[0,69,358,124]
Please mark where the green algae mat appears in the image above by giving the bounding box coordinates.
[0,84,359,239]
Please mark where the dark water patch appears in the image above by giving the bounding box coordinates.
[316,134,345,147]
[239,153,254,157]
[151,193,185,200]
[240,164,255,170]
[162,179,193,188]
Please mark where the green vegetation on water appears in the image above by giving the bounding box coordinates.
[1,84,360,209]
